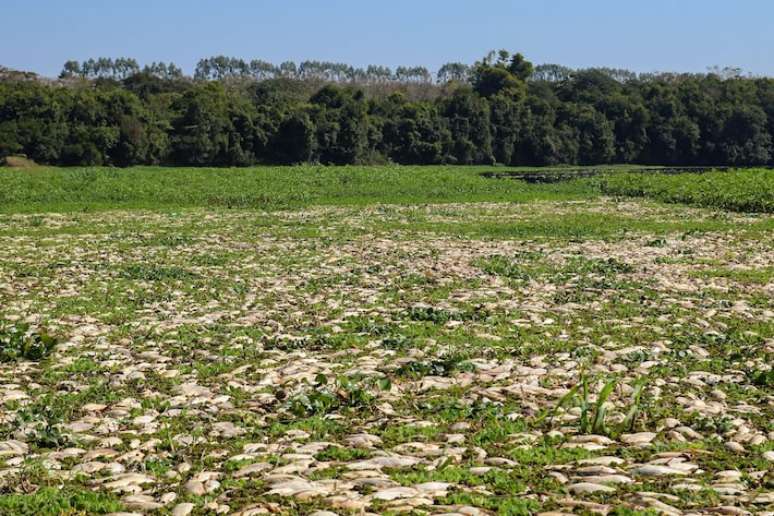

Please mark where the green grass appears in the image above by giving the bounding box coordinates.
[601,169,774,213]
[1,165,770,215]
[0,487,124,515]
[0,165,595,213]
[691,265,774,285]
[395,212,774,241]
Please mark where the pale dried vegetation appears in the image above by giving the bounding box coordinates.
[0,194,771,515]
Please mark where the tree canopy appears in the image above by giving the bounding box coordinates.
[1,52,772,167]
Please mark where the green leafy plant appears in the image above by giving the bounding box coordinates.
[406,305,489,324]
[476,254,533,280]
[395,353,475,379]
[287,374,391,417]
[587,378,617,434]
[0,321,58,362]
[548,374,650,436]
[750,369,774,387]
[380,335,415,350]
[622,378,647,431]
[13,401,70,449]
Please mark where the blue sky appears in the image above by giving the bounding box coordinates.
[2,0,773,77]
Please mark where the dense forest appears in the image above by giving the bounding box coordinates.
[1,52,773,167]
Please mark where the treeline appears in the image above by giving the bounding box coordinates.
[60,58,183,81]
[59,55,446,84]
[193,57,435,84]
[1,51,773,167]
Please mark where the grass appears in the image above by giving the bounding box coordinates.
[0,487,124,515]
[1,165,770,216]
[691,265,774,285]
[0,165,595,213]
[601,168,774,213]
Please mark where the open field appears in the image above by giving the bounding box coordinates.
[0,166,598,213]
[1,165,772,214]
[0,167,772,515]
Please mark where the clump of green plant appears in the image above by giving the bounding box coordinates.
[622,378,647,431]
[137,233,194,247]
[406,306,457,324]
[314,445,371,462]
[580,377,617,435]
[395,353,475,379]
[750,369,774,387]
[0,321,58,362]
[689,414,736,434]
[286,374,391,417]
[262,335,309,352]
[565,256,634,275]
[263,331,349,352]
[550,257,635,303]
[191,253,230,266]
[406,305,488,324]
[347,317,393,336]
[380,334,415,350]
[476,250,547,280]
[549,375,648,435]
[418,396,505,423]
[476,255,533,280]
[12,400,70,449]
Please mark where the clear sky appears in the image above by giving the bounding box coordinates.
[2,0,773,78]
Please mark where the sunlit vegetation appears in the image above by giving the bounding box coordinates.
[2,51,773,167]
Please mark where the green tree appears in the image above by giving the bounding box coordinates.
[273,112,316,164]
[441,89,493,164]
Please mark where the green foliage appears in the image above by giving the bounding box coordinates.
[286,374,390,417]
[751,369,774,387]
[314,446,370,462]
[13,401,70,449]
[602,169,774,212]
[380,335,415,350]
[0,487,124,515]
[4,387,122,449]
[169,81,267,166]
[5,50,774,167]
[471,50,531,99]
[622,378,647,431]
[310,85,370,164]
[550,374,650,436]
[589,378,617,435]
[0,321,57,362]
[395,353,475,379]
[0,165,595,213]
[406,305,488,324]
[478,255,633,288]
[477,254,533,280]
